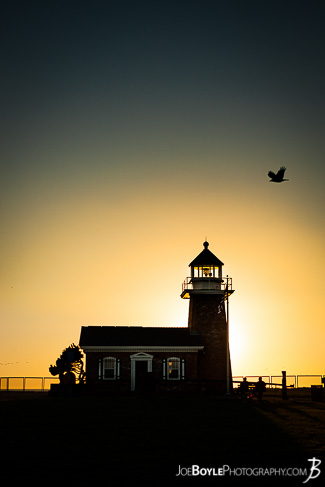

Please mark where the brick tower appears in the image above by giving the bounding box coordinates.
[181,241,234,394]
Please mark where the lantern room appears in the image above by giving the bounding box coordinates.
[181,241,232,298]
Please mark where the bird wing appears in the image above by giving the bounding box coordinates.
[268,170,276,178]
[276,166,286,179]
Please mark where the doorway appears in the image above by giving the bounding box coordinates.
[135,360,148,392]
[130,353,153,391]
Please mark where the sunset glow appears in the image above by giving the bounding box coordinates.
[1,1,324,382]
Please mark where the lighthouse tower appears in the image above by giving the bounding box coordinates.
[181,241,234,393]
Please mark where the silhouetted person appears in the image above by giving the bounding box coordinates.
[268,166,289,182]
[254,377,266,401]
[239,377,249,399]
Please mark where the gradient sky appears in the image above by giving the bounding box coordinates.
[1,0,324,380]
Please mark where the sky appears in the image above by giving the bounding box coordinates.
[1,0,324,381]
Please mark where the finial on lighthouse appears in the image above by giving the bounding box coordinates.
[203,240,209,249]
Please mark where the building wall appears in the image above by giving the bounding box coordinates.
[84,350,200,393]
[188,293,230,393]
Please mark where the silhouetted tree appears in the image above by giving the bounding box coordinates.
[49,343,85,384]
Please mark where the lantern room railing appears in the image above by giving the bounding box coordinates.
[182,276,232,294]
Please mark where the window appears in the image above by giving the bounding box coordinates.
[168,358,180,379]
[193,266,219,278]
[99,357,120,380]
[103,357,116,379]
[163,358,185,380]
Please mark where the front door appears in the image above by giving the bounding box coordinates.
[135,360,148,392]
[130,353,153,391]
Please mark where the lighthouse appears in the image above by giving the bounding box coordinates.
[181,241,234,393]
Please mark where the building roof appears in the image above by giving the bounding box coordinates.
[189,241,224,267]
[79,326,204,348]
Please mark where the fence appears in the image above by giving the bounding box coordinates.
[0,377,60,392]
[1,375,323,392]
[232,375,324,388]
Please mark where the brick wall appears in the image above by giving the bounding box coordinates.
[188,293,230,392]
[84,350,199,392]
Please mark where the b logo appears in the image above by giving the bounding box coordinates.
[303,458,321,483]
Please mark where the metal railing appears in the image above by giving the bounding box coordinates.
[182,276,232,294]
[232,375,324,388]
[1,374,323,392]
[0,376,60,392]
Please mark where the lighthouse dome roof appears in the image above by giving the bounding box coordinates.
[189,241,224,267]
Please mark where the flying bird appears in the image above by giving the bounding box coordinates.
[268,166,289,183]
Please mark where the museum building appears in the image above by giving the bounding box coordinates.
[79,241,234,394]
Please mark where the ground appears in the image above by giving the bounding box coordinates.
[0,389,323,486]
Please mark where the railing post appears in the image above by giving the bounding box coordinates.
[282,370,287,400]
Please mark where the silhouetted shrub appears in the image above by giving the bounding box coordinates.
[49,343,85,384]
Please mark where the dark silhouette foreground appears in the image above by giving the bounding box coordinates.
[1,393,315,486]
